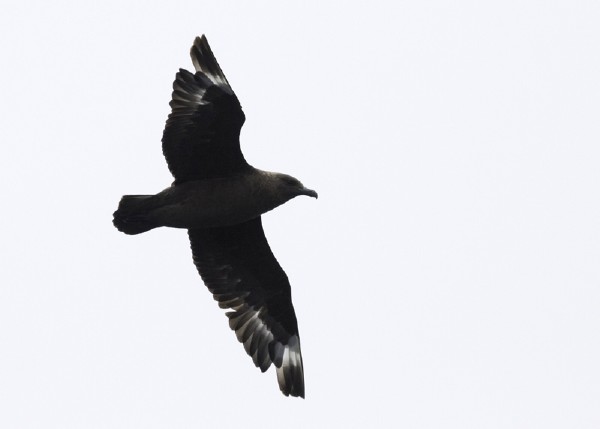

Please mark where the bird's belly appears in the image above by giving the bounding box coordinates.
[156,200,263,228]
[147,180,274,229]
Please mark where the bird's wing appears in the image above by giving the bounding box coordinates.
[188,217,305,398]
[162,35,249,183]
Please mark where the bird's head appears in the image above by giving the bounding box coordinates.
[274,173,318,201]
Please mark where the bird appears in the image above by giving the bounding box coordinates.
[112,35,316,398]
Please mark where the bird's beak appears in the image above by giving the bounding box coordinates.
[299,188,318,199]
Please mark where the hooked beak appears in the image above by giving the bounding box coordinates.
[299,188,318,199]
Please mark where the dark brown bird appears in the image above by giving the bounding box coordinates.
[113,35,316,398]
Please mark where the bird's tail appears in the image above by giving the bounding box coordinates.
[113,195,156,235]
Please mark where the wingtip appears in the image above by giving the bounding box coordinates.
[276,367,305,398]
[190,35,210,71]
[274,335,305,398]
[192,34,207,50]
[189,34,230,88]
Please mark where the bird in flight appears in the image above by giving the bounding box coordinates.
[113,35,316,398]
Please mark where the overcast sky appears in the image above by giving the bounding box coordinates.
[1,1,599,428]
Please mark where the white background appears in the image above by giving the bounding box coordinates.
[1,1,599,427]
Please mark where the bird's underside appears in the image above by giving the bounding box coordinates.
[113,35,314,398]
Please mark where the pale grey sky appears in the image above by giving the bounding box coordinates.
[1,1,599,428]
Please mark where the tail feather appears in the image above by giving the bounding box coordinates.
[113,195,156,235]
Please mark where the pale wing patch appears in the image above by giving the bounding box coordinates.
[198,261,278,372]
[169,72,211,111]
[228,306,275,372]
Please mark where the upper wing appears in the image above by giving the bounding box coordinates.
[188,217,305,398]
[162,36,249,183]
